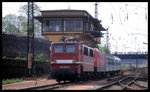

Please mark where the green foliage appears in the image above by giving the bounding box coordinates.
[2,54,48,62]
[18,3,41,16]
[98,46,111,54]
[15,57,27,60]
[34,53,48,62]
[2,4,42,37]
[2,15,18,33]
[121,65,130,70]
[2,79,23,85]
[2,56,7,59]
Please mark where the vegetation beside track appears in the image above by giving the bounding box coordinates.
[121,65,130,70]
[2,53,48,62]
[2,79,23,85]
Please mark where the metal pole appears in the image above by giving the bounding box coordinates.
[32,2,35,77]
[27,2,31,76]
[27,2,34,77]
[95,2,98,19]
[106,28,109,50]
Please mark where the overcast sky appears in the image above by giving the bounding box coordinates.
[2,2,148,53]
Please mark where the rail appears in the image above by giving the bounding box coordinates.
[96,67,147,90]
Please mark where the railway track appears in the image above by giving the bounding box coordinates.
[20,68,147,90]
[95,67,148,90]
[21,81,72,90]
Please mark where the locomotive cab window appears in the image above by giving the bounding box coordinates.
[66,45,75,53]
[54,45,63,53]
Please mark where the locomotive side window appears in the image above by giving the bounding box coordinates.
[90,49,93,57]
[54,45,63,53]
[84,47,88,56]
[66,45,75,53]
[79,45,82,54]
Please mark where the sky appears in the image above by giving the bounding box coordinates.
[2,2,148,53]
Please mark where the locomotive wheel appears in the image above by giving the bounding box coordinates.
[64,80,66,83]
[57,79,61,84]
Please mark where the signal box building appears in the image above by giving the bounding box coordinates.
[35,9,106,45]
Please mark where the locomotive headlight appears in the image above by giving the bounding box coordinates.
[53,58,56,63]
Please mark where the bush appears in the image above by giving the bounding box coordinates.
[34,53,48,62]
[15,57,27,60]
[2,56,7,59]
[98,46,111,54]
[121,65,130,70]
[2,79,22,85]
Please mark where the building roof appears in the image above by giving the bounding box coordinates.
[35,9,106,31]
[40,9,88,12]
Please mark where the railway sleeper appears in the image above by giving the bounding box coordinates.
[133,81,147,88]
[120,83,134,90]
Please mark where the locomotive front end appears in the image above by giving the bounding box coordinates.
[50,42,81,83]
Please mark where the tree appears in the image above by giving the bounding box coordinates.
[18,3,41,16]
[17,15,27,34]
[5,22,18,33]
[34,53,47,62]
[18,3,42,37]
[2,3,42,36]
[98,45,111,54]
[2,14,18,33]
[2,14,27,35]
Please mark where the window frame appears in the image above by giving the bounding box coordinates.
[66,44,76,54]
[54,45,64,54]
[84,47,88,56]
[43,20,63,32]
[64,20,83,32]
[89,49,94,57]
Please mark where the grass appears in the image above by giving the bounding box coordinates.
[121,65,130,70]
[2,79,23,85]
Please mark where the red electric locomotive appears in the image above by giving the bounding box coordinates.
[50,42,82,83]
[49,42,121,83]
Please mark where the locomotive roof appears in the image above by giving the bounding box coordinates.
[52,42,84,44]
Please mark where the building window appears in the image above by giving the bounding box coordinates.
[90,23,94,31]
[85,22,89,31]
[64,20,83,31]
[43,20,62,32]
[43,20,49,31]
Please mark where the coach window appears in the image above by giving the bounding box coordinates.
[84,47,88,56]
[54,45,63,53]
[109,59,112,65]
[107,58,110,64]
[90,49,94,57]
[114,60,116,65]
[66,45,75,53]
[111,59,113,64]
[108,58,111,64]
